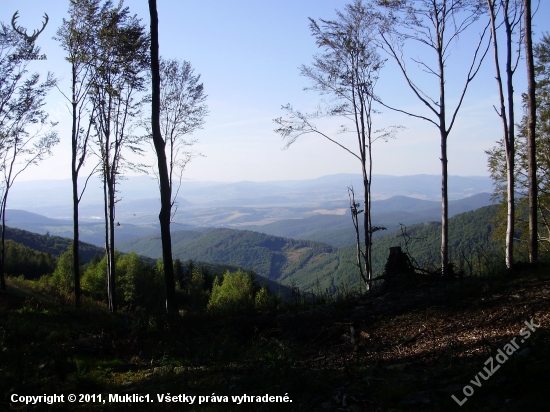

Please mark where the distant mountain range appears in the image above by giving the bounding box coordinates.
[239,192,495,247]
[4,192,494,248]
[3,209,198,246]
[10,174,493,221]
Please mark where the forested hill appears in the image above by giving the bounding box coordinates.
[368,204,502,274]
[4,226,105,263]
[118,204,502,292]
[117,228,339,289]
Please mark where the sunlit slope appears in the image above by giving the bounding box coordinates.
[118,204,501,292]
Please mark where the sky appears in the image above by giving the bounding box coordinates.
[2,0,550,182]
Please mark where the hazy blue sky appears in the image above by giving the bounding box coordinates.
[2,0,550,182]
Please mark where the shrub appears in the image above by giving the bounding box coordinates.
[254,286,272,311]
[117,252,154,308]
[81,253,107,301]
[50,247,75,293]
[207,270,256,315]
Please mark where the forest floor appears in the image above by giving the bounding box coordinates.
[1,265,549,411]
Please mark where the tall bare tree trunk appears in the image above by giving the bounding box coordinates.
[107,174,117,313]
[438,30,449,276]
[103,174,114,313]
[487,0,518,270]
[149,0,177,313]
[524,0,537,262]
[71,68,81,308]
[348,186,367,288]
[504,1,516,270]
[362,163,370,290]
[441,132,449,276]
[72,168,80,307]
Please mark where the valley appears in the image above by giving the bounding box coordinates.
[5,174,500,293]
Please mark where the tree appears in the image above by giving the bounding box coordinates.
[523,0,537,262]
[148,0,207,312]
[89,1,149,313]
[487,34,550,252]
[55,0,103,308]
[274,0,398,290]
[148,0,176,313]
[486,0,524,269]
[145,58,207,214]
[377,0,490,276]
[207,270,256,315]
[0,23,58,290]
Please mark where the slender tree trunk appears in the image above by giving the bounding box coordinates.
[488,0,516,269]
[367,101,374,289]
[71,67,81,308]
[72,168,80,307]
[149,0,177,313]
[348,187,367,288]
[524,0,538,262]
[362,164,370,290]
[103,175,113,312]
[441,132,449,276]
[439,36,449,276]
[107,174,117,314]
[504,2,516,270]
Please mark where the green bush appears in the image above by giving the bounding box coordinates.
[207,270,256,315]
[82,252,165,309]
[81,253,108,301]
[117,252,155,308]
[255,286,274,311]
[51,247,75,293]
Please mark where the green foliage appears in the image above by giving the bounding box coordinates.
[117,252,160,309]
[368,205,503,275]
[81,251,165,309]
[487,34,550,253]
[254,286,278,312]
[50,247,75,293]
[207,270,257,315]
[116,205,503,294]
[178,268,210,312]
[5,226,104,263]
[3,239,57,279]
[81,254,108,301]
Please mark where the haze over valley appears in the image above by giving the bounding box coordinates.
[6,173,495,249]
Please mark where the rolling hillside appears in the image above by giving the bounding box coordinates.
[117,204,502,292]
[4,226,292,296]
[240,193,495,247]
[118,228,340,288]
[3,209,195,247]
[5,226,105,263]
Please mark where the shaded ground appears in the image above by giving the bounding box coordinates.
[1,265,549,411]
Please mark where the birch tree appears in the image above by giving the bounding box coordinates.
[523,0,537,262]
[89,2,149,313]
[487,34,550,253]
[378,0,490,276]
[486,0,524,269]
[0,23,57,290]
[274,0,399,290]
[55,0,102,308]
[143,58,207,217]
